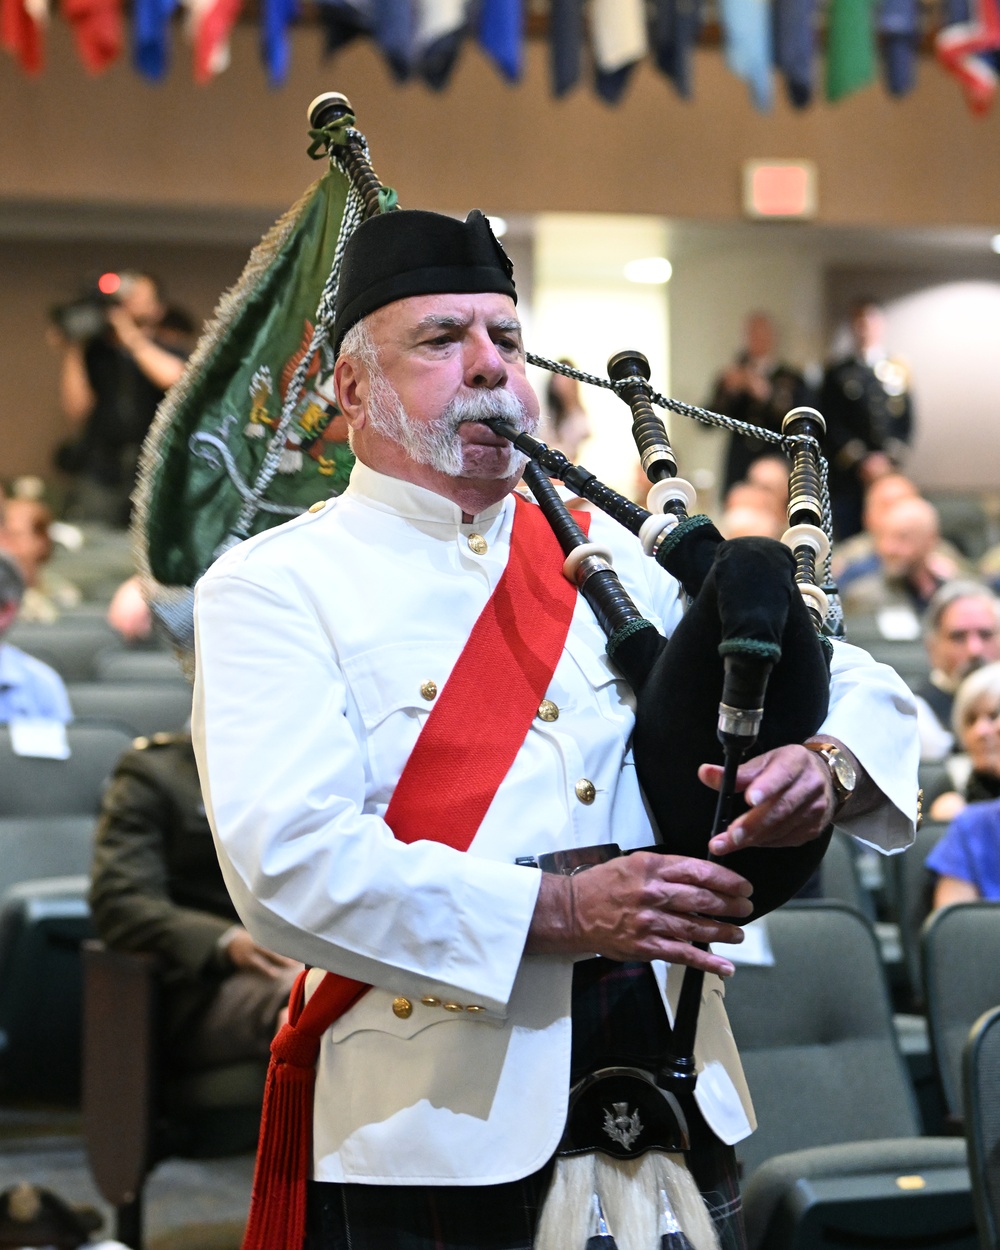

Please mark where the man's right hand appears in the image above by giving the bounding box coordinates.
[525,851,753,977]
[224,928,301,978]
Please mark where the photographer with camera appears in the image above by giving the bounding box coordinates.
[51,271,191,526]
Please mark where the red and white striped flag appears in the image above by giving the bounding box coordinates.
[936,0,1000,115]
[1,0,47,73]
[186,0,242,80]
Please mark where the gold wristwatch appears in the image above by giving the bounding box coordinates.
[805,741,857,813]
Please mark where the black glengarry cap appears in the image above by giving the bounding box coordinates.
[333,209,516,354]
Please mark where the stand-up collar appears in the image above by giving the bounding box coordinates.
[344,460,509,529]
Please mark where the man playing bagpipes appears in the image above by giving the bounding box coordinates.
[191,206,919,1250]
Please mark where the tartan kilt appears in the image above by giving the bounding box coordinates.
[303,960,748,1250]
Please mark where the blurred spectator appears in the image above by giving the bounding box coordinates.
[89,732,298,1069]
[842,496,953,623]
[819,298,914,540]
[745,454,790,516]
[913,582,1000,761]
[0,552,72,724]
[542,364,591,462]
[928,795,1000,909]
[832,473,919,583]
[979,542,1000,596]
[106,574,153,643]
[719,480,785,540]
[52,272,191,528]
[0,498,80,623]
[927,662,1000,823]
[834,474,969,595]
[708,312,809,496]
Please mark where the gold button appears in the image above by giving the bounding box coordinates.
[467,533,488,555]
[537,700,559,722]
[575,779,597,805]
[308,500,326,513]
[465,1004,485,1014]
[392,996,413,1019]
[420,681,438,701]
[895,1175,927,1191]
[443,1002,464,1012]
[420,996,441,1007]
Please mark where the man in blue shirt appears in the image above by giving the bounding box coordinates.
[0,552,72,724]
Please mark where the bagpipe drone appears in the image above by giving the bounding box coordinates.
[134,94,844,1250]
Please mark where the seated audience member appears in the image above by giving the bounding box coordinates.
[927,795,1000,909]
[0,552,72,724]
[928,661,1000,823]
[719,502,784,540]
[89,732,298,1070]
[834,475,969,589]
[841,496,962,624]
[745,453,790,513]
[832,473,919,583]
[0,497,80,623]
[913,582,1000,760]
[106,575,153,643]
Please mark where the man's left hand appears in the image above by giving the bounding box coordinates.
[702,744,835,856]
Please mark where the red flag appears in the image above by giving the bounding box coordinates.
[61,0,122,71]
[1,0,46,73]
[936,0,1000,115]
[186,0,242,81]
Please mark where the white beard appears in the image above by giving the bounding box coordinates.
[365,373,536,479]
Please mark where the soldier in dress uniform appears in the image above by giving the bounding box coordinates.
[819,298,914,540]
[89,732,298,1070]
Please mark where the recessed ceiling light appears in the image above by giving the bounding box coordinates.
[487,215,508,238]
[624,256,673,284]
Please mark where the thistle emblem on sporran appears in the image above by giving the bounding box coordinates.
[602,1102,643,1151]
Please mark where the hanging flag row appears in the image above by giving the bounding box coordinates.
[3,0,999,114]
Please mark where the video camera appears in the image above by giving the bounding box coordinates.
[49,272,132,342]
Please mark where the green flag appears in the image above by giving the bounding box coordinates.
[826,0,876,101]
[136,165,356,593]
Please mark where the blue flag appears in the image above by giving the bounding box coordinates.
[773,0,817,107]
[132,0,177,78]
[315,0,369,57]
[878,0,919,95]
[372,0,416,79]
[650,0,703,98]
[261,0,298,85]
[477,0,522,80]
[719,0,773,110]
[549,0,583,95]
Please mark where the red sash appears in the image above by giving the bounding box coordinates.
[241,494,590,1250]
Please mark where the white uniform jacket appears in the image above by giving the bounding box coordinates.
[193,462,919,1187]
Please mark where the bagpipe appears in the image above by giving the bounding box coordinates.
[135,94,844,1250]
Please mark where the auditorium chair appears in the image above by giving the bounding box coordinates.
[0,815,95,898]
[892,821,948,1009]
[923,902,1000,1127]
[724,902,974,1250]
[0,724,133,817]
[0,876,93,1101]
[6,619,123,682]
[66,683,192,739]
[964,1005,1000,1250]
[94,649,188,685]
[82,942,266,1250]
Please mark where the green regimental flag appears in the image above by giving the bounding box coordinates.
[826,0,877,101]
[133,114,395,648]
